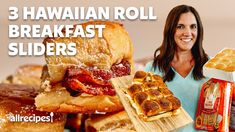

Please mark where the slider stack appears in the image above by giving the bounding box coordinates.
[0,65,67,132]
[1,21,136,131]
[126,71,182,121]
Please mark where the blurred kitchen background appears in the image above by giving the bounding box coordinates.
[0,0,235,80]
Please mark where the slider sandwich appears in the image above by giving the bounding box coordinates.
[127,71,182,121]
[0,65,66,132]
[0,83,66,132]
[35,21,134,113]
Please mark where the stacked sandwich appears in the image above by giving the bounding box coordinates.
[0,21,136,131]
[0,65,67,132]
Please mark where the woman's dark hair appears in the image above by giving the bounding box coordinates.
[152,5,209,82]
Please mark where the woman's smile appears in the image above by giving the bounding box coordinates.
[181,37,192,43]
[174,12,198,51]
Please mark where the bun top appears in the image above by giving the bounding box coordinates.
[43,21,134,83]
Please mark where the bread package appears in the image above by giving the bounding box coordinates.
[203,48,235,82]
[195,78,234,131]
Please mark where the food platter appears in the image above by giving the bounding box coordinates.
[111,75,193,132]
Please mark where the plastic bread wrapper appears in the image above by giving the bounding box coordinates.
[195,78,234,131]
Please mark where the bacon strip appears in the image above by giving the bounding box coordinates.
[63,67,114,95]
[63,60,131,96]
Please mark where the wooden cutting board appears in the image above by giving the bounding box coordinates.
[111,75,193,132]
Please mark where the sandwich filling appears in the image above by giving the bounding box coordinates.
[63,60,131,96]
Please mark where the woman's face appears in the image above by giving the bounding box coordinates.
[174,12,198,51]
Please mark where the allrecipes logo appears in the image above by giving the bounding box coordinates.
[6,112,54,123]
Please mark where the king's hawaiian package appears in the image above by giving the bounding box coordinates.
[195,78,234,131]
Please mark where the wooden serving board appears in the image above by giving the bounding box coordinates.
[111,75,193,132]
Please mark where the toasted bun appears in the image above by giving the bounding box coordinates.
[44,21,134,83]
[85,111,135,132]
[2,64,43,90]
[0,83,66,132]
[127,93,182,122]
[35,84,123,113]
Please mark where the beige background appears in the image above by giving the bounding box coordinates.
[0,0,235,80]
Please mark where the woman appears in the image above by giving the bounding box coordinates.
[145,5,209,131]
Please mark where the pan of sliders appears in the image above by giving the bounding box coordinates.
[111,71,193,132]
